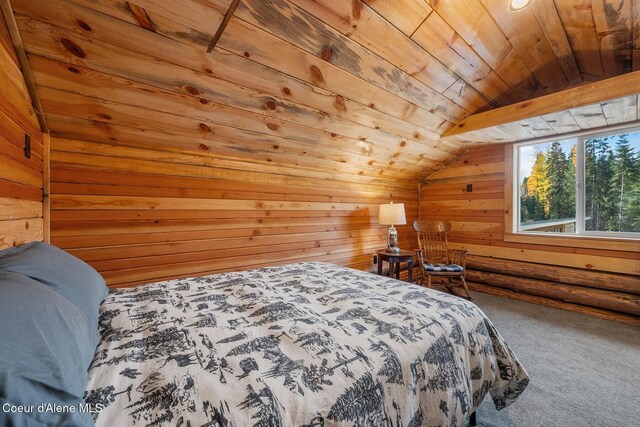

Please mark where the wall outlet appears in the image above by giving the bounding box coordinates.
[466,183,473,192]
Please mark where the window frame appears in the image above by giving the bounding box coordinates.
[507,124,640,244]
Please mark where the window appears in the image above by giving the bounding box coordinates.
[515,127,640,238]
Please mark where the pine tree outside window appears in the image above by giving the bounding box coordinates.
[515,127,640,238]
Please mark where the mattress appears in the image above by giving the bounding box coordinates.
[84,262,528,426]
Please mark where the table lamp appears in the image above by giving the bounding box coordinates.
[378,202,406,253]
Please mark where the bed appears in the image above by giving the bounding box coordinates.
[0,243,528,427]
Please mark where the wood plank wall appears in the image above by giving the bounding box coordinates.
[50,138,418,287]
[0,9,44,248]
[420,145,640,325]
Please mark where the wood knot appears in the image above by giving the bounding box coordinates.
[61,38,85,58]
[199,98,208,104]
[199,123,211,132]
[320,45,332,62]
[367,160,373,165]
[368,103,375,108]
[267,122,279,131]
[96,113,112,120]
[413,132,420,139]
[400,141,406,147]
[282,87,291,96]
[204,68,213,74]
[309,65,324,84]
[272,144,279,149]
[243,51,250,57]
[183,85,200,95]
[330,132,337,137]
[75,19,92,32]
[67,66,81,74]
[265,100,277,110]
[333,95,346,112]
[199,143,210,151]
[392,152,400,158]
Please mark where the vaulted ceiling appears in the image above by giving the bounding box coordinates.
[7,0,640,181]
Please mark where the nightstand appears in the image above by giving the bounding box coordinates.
[376,249,414,283]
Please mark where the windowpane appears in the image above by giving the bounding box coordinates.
[585,131,640,233]
[518,139,577,234]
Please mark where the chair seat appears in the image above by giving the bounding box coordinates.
[423,263,464,272]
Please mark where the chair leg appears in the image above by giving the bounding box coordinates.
[444,277,453,293]
[460,276,472,301]
[417,266,425,287]
[427,274,432,288]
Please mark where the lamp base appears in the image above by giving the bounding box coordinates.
[387,225,400,253]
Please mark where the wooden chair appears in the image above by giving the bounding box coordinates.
[413,220,472,300]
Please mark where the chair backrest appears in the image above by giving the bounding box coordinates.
[413,220,451,264]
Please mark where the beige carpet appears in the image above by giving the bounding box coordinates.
[470,292,640,427]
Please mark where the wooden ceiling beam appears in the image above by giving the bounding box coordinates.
[443,70,640,138]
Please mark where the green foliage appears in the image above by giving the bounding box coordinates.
[520,144,575,223]
[544,141,575,220]
[606,135,639,232]
[585,137,614,231]
[520,134,639,233]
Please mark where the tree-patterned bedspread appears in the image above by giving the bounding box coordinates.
[84,262,528,426]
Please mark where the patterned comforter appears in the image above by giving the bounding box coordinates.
[84,262,528,426]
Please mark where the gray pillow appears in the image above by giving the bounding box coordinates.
[0,272,96,426]
[0,242,107,328]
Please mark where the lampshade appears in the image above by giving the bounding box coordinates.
[378,203,406,225]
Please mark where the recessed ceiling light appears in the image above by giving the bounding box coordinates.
[508,0,534,12]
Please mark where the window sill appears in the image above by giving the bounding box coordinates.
[504,232,640,252]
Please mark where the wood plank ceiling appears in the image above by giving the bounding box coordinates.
[9,0,640,182]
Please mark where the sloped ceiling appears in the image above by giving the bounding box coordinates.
[9,0,640,181]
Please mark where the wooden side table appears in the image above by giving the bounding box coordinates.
[376,249,414,283]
